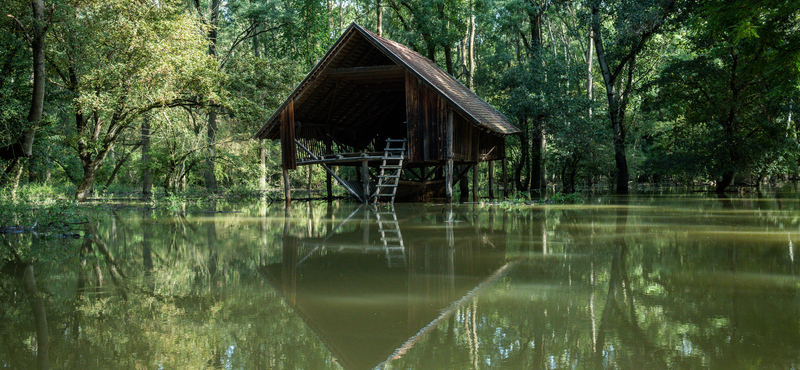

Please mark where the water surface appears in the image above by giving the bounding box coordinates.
[2,192,800,369]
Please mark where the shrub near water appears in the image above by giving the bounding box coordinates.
[0,185,87,233]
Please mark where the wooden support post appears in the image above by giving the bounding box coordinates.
[445,110,454,203]
[361,160,370,203]
[472,163,478,202]
[307,165,312,196]
[325,139,333,202]
[502,158,508,199]
[446,161,454,203]
[488,161,494,199]
[282,166,291,206]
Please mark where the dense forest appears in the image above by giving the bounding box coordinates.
[0,0,798,201]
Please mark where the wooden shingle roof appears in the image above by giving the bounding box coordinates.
[254,23,520,140]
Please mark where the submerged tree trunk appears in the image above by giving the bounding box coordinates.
[515,118,529,192]
[459,165,470,201]
[717,172,735,194]
[530,121,546,197]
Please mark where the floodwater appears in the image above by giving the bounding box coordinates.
[2,191,800,369]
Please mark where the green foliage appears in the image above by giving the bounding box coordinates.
[0,196,86,233]
[0,0,798,198]
[549,191,584,204]
[646,0,800,188]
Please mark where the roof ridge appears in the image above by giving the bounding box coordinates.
[355,24,433,64]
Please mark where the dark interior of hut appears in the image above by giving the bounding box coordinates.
[293,32,409,162]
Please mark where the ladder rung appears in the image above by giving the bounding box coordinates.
[382,165,402,169]
[386,139,406,142]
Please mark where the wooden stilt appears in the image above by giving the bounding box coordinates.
[446,161,453,203]
[307,165,312,196]
[326,171,332,202]
[445,110,454,203]
[472,163,478,202]
[325,137,333,202]
[488,161,494,199]
[361,160,370,203]
[282,166,291,206]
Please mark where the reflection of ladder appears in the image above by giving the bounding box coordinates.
[372,138,406,205]
[375,206,406,268]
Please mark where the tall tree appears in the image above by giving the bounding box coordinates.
[196,0,221,191]
[48,0,217,201]
[651,0,800,193]
[590,0,676,194]
[0,0,49,165]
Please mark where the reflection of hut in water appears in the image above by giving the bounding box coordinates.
[253,23,520,204]
[258,206,508,370]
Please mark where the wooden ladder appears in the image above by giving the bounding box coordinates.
[372,138,406,205]
[375,206,406,268]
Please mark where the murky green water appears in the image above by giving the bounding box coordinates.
[3,191,800,369]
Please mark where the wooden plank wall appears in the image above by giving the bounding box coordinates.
[406,71,447,162]
[280,99,297,170]
[405,71,420,162]
[454,115,506,162]
[406,71,506,164]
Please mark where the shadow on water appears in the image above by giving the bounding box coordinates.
[260,204,510,370]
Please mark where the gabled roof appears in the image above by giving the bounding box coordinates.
[253,23,520,140]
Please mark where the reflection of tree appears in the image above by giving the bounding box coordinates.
[2,204,349,369]
[4,199,800,369]
[22,264,49,370]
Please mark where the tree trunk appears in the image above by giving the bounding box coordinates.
[75,147,113,202]
[467,1,475,90]
[444,44,454,76]
[515,118,529,192]
[204,0,220,191]
[10,161,24,201]
[530,121,546,197]
[0,0,46,162]
[591,4,629,194]
[528,6,546,198]
[716,171,734,194]
[376,0,382,37]
[142,116,152,197]
[587,25,594,116]
[459,165,470,201]
[259,142,267,191]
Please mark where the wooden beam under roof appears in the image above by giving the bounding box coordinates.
[324,64,405,81]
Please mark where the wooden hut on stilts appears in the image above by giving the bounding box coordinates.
[253,23,521,204]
